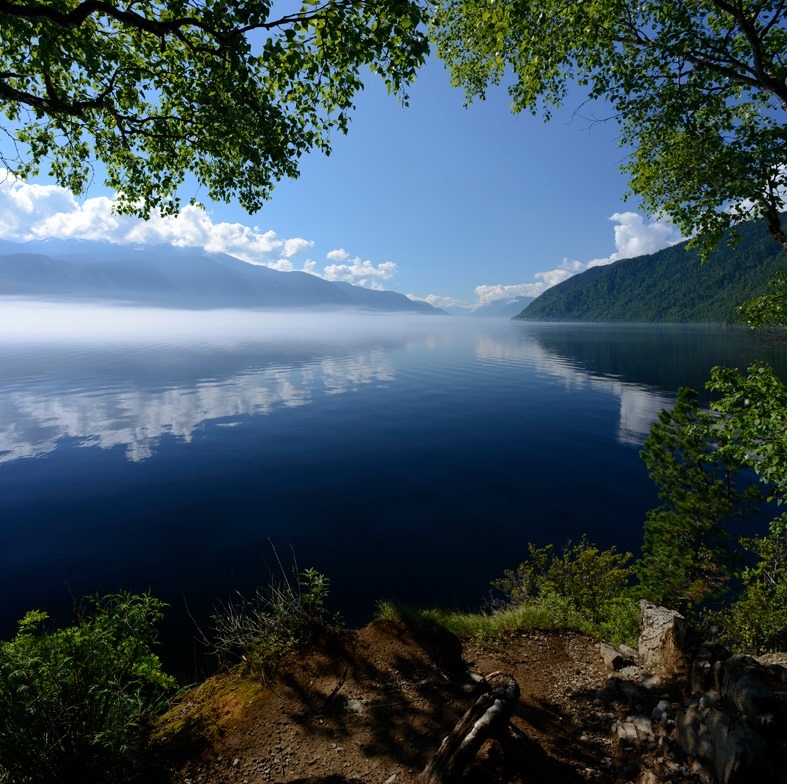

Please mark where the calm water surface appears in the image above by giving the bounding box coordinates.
[1,303,784,673]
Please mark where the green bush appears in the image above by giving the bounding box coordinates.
[0,592,175,784]
[210,567,338,679]
[492,537,635,627]
[708,524,787,654]
[597,597,641,648]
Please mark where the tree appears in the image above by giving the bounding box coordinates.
[431,0,787,254]
[708,361,787,502]
[636,388,760,613]
[708,526,787,653]
[636,374,787,647]
[0,0,428,216]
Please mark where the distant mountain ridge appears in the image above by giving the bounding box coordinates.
[441,296,534,318]
[515,220,787,323]
[0,238,444,314]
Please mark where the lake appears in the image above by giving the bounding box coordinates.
[1,302,783,674]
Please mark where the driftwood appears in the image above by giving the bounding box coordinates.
[421,671,520,784]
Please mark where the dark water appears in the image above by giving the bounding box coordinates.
[1,303,783,675]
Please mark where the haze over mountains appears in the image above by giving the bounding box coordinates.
[0,238,443,314]
[444,296,535,318]
[516,220,786,323]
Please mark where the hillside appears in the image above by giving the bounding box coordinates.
[0,239,443,314]
[516,221,787,323]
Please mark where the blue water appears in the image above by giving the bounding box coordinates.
[0,303,783,674]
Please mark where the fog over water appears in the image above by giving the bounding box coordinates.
[1,302,781,674]
[0,303,676,464]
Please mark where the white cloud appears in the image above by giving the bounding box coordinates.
[608,211,681,260]
[408,293,471,309]
[322,257,397,291]
[0,170,313,267]
[474,270,574,306]
[282,237,314,258]
[467,212,682,308]
[0,172,401,290]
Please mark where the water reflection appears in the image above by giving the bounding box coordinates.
[2,308,780,466]
[0,349,395,463]
[475,328,674,445]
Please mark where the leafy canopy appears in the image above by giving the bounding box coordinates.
[431,0,787,253]
[0,0,428,216]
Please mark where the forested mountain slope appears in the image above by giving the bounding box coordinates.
[516,221,786,323]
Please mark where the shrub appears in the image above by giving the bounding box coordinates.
[708,524,787,654]
[210,567,338,679]
[0,592,175,784]
[378,540,639,648]
[597,596,641,648]
[492,537,635,626]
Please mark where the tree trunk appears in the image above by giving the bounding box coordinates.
[421,671,520,784]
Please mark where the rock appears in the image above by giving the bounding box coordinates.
[344,698,365,716]
[612,716,655,745]
[690,643,731,693]
[620,644,639,662]
[616,664,647,682]
[651,699,671,724]
[600,642,635,671]
[718,655,776,719]
[676,693,774,784]
[638,601,692,680]
[602,675,645,707]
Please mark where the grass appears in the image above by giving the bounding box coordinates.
[376,591,640,648]
[375,596,595,640]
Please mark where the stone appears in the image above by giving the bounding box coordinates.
[651,699,671,723]
[676,693,774,784]
[638,601,691,680]
[600,642,635,671]
[603,675,645,707]
[619,644,639,661]
[617,664,648,682]
[344,698,365,715]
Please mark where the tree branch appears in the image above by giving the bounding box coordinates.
[0,0,362,42]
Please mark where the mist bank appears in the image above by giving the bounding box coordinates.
[0,238,443,314]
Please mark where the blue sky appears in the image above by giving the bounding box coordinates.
[0,57,683,309]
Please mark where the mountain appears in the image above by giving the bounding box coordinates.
[515,220,787,323]
[442,296,535,317]
[470,296,534,318]
[0,239,443,314]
